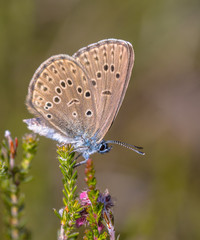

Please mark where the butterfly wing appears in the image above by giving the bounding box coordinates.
[73,39,134,142]
[26,55,98,143]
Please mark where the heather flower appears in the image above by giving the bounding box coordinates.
[76,189,114,234]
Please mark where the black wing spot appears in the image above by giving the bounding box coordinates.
[43,72,48,78]
[55,87,62,94]
[104,64,109,71]
[77,86,82,94]
[86,110,92,117]
[97,71,101,78]
[50,65,58,74]
[37,81,43,89]
[60,80,66,88]
[85,91,91,98]
[53,96,61,103]
[91,79,96,86]
[67,79,73,86]
[43,86,48,92]
[46,102,52,107]
[68,99,80,106]
[102,90,112,95]
[116,73,120,79]
[72,111,78,117]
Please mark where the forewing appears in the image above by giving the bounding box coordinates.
[73,39,134,141]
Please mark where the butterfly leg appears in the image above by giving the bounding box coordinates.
[74,153,82,160]
[74,158,89,168]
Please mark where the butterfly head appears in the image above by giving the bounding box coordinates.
[77,138,144,159]
[75,138,112,160]
[74,139,145,167]
[97,140,145,155]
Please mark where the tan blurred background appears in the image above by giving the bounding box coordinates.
[0,0,200,239]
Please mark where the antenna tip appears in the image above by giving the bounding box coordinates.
[138,151,145,156]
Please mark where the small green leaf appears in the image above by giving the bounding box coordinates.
[53,208,62,220]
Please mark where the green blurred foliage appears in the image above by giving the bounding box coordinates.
[0,0,200,239]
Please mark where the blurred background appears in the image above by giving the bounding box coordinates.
[0,0,200,239]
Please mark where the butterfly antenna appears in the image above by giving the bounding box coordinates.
[106,140,145,155]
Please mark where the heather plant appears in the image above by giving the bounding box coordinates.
[0,131,38,240]
[0,132,118,240]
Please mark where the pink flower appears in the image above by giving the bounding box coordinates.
[79,191,91,206]
[97,222,105,233]
[76,189,114,235]
[76,212,87,227]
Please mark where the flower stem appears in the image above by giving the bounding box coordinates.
[0,131,38,240]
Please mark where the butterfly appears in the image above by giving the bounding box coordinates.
[24,39,144,166]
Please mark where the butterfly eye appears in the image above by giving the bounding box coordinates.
[99,144,106,151]
[98,142,111,154]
